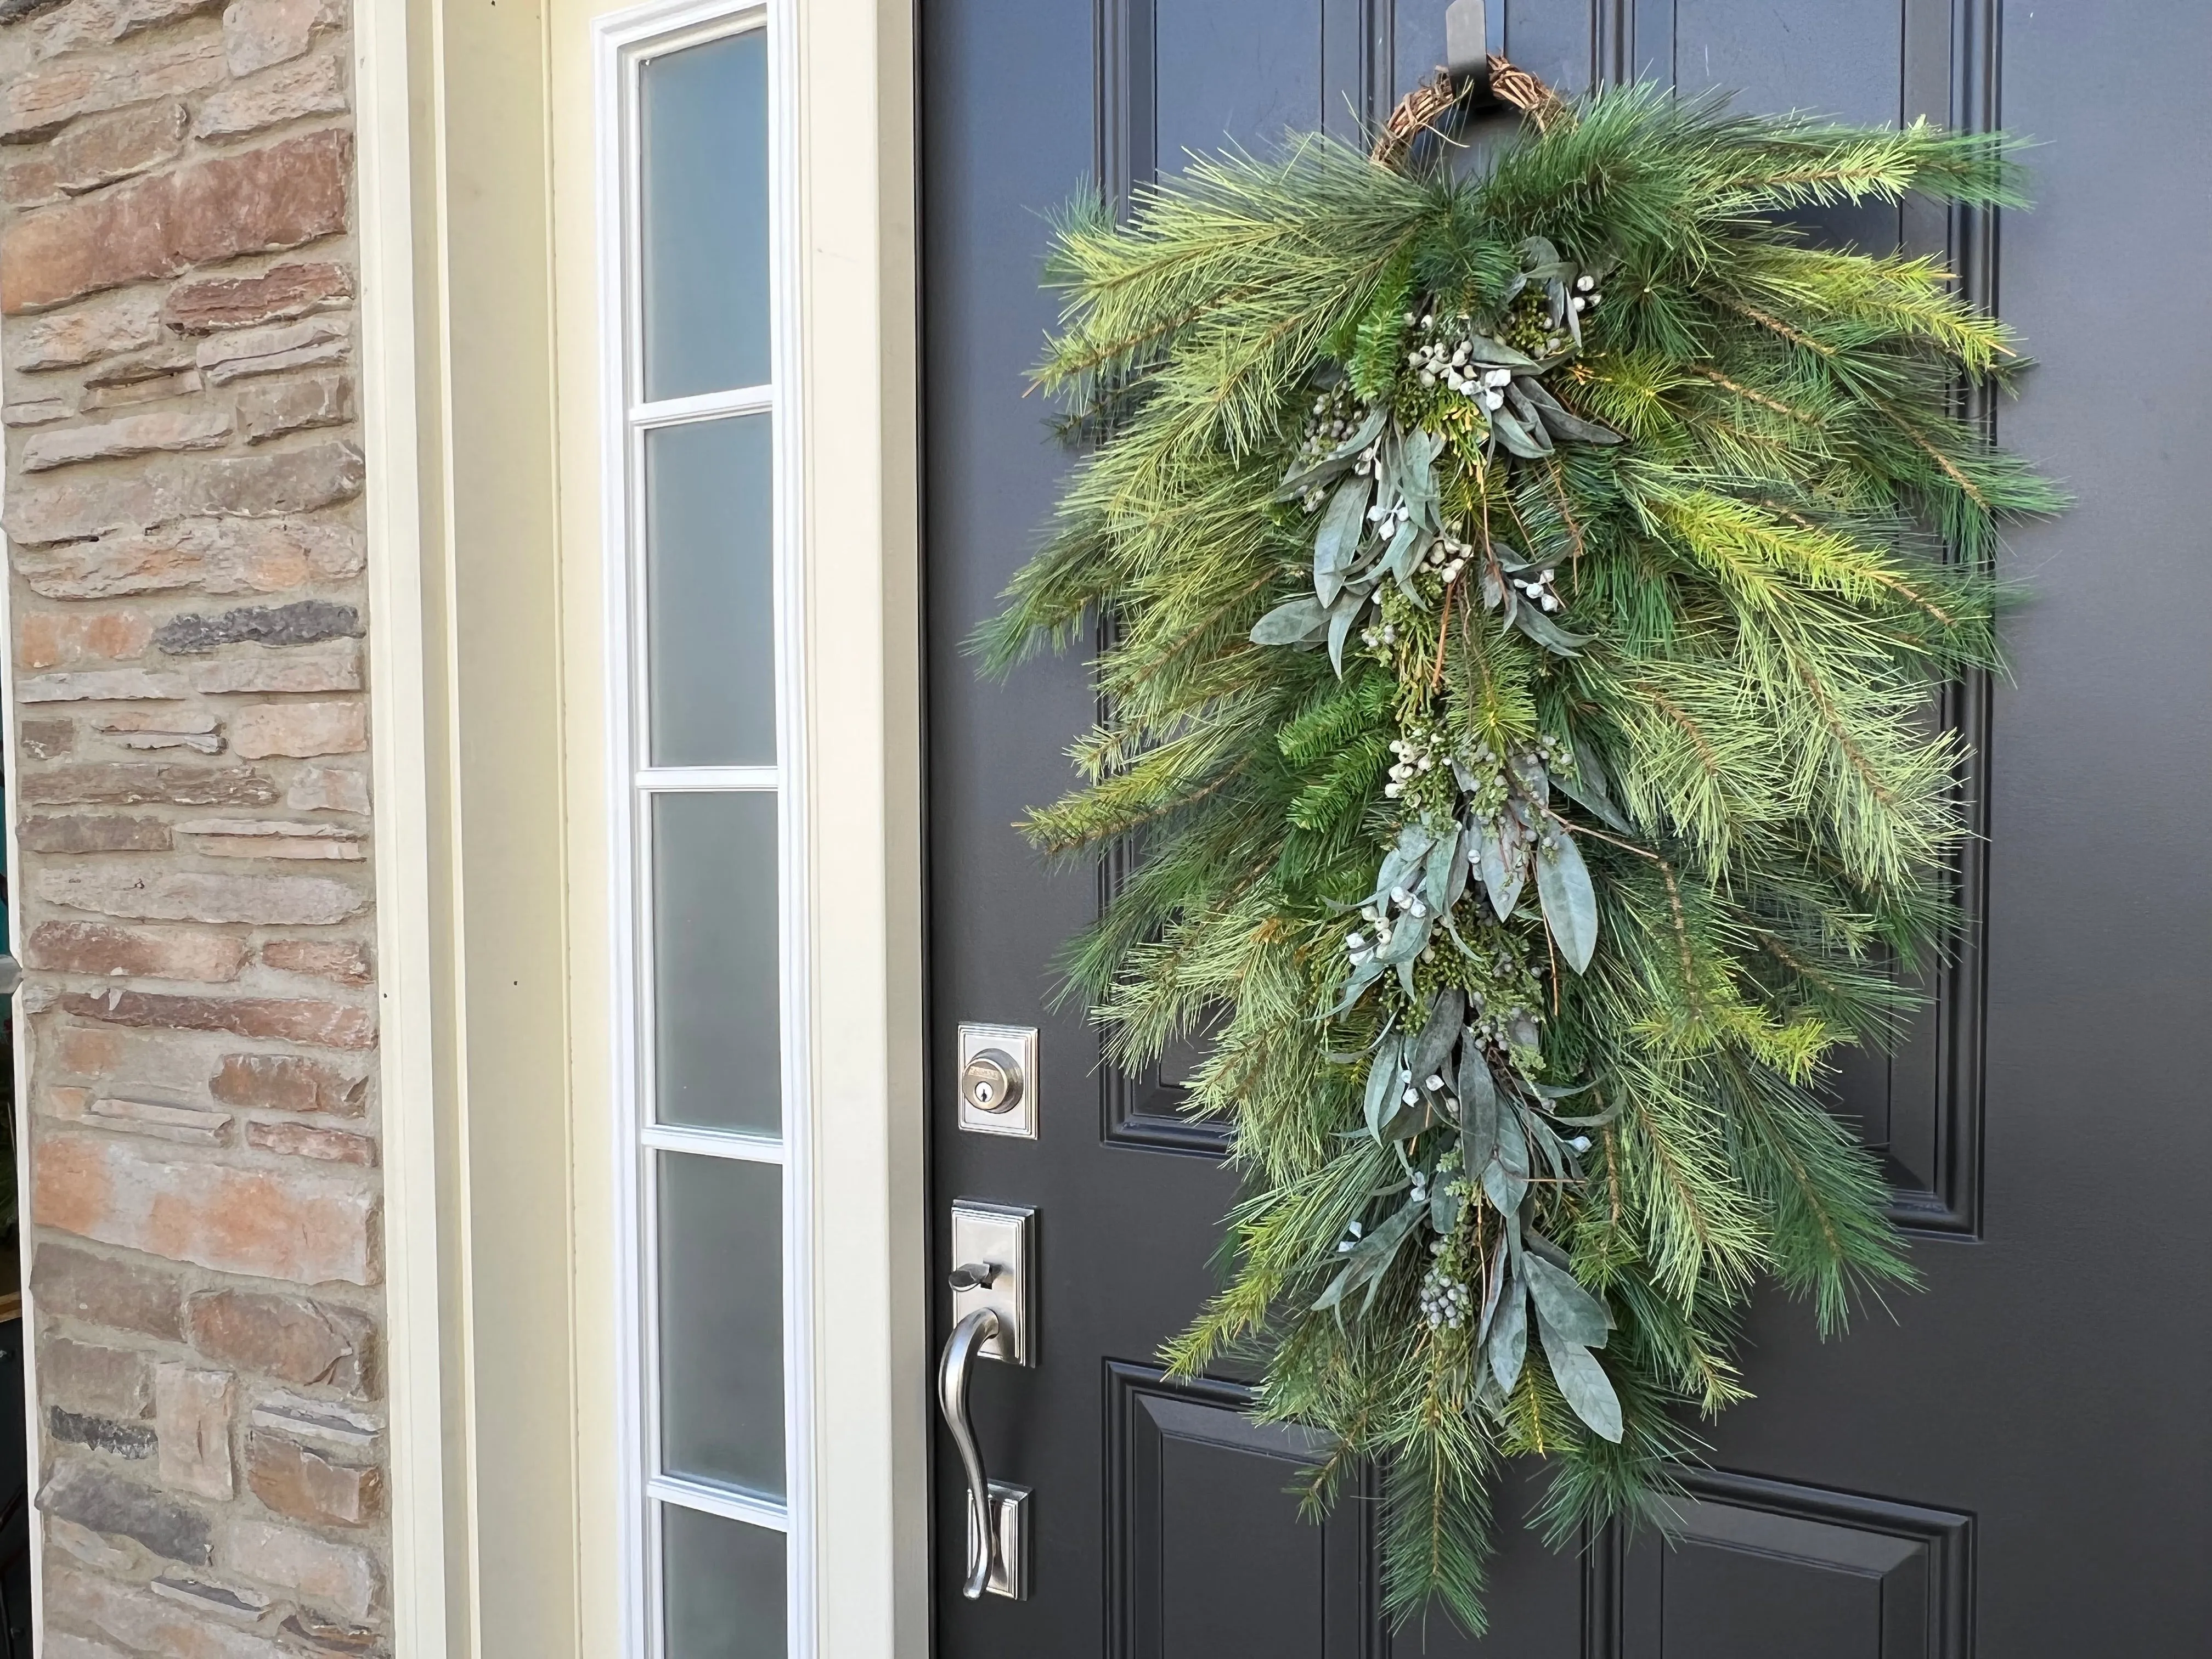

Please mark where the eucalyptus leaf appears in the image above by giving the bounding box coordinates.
[1486,1276,1528,1395]
[1517,376,1623,445]
[1461,334,1542,370]
[1422,830,1459,915]
[1327,589,1362,676]
[1550,760,1634,834]
[1251,595,1330,645]
[1408,988,1465,1084]
[1488,402,1551,460]
[1363,1037,1404,1141]
[1504,385,1558,455]
[1444,824,1472,909]
[1538,1326,1624,1443]
[1521,1252,1611,1348]
[1534,830,1600,973]
[1313,476,1372,607]
[1510,601,1592,657]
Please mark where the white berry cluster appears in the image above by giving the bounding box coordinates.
[1419,1263,1474,1330]
[1406,312,1518,409]
[1343,881,1431,961]
[1294,387,1375,511]
[1513,567,1563,612]
[1424,532,1474,584]
[1384,725,1440,797]
[1358,617,1400,653]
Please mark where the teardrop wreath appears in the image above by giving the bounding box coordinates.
[977,70,2059,1633]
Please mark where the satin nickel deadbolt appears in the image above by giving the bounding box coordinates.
[957,1023,1039,1138]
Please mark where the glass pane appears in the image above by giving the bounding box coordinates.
[640,27,769,399]
[663,1505,786,1659]
[651,791,780,1134]
[645,415,776,769]
[658,1152,784,1497]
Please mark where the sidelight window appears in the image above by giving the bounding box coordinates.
[600,4,806,1656]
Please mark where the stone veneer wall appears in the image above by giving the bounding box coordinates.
[0,0,390,1652]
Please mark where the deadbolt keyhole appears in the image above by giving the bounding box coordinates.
[961,1048,1023,1115]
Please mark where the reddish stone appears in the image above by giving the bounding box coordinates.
[26,919,249,981]
[244,1432,381,1527]
[246,1119,374,1166]
[53,989,376,1049]
[258,938,371,985]
[159,259,351,333]
[1,130,350,314]
[30,1241,186,1341]
[35,1130,379,1284]
[184,1288,376,1395]
[18,814,173,852]
[209,1052,365,1116]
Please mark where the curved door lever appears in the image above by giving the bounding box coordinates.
[936,1307,1003,1599]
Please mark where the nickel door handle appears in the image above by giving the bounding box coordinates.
[936,1307,1002,1599]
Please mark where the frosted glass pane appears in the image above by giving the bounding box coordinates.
[651,792,780,1134]
[659,1152,784,1497]
[663,1505,786,1659]
[640,29,769,399]
[646,415,776,768]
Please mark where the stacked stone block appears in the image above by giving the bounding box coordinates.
[0,0,388,1650]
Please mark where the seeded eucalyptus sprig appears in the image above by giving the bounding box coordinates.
[977,83,2059,1634]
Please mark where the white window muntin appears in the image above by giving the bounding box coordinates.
[597,2,811,1656]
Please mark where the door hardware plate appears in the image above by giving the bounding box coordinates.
[968,1480,1031,1600]
[957,1023,1039,1138]
[950,1199,1035,1365]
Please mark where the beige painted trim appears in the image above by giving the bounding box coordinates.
[352,1,467,1652]
[354,0,924,1649]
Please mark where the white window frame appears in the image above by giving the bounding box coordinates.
[594,2,812,1656]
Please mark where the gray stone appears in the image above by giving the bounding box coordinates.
[37,1459,212,1565]
[49,1406,158,1459]
[154,599,360,654]
[38,866,368,925]
[19,762,276,807]
[19,814,173,851]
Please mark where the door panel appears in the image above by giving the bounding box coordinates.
[921,2,2212,1654]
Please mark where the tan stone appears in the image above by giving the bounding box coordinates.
[53,988,377,1049]
[43,1019,217,1093]
[4,394,72,424]
[33,0,228,57]
[46,1515,140,1577]
[20,761,275,807]
[17,607,153,668]
[19,813,173,852]
[87,1095,233,1143]
[0,31,225,144]
[183,1286,376,1393]
[208,1051,364,1115]
[160,260,349,333]
[1,129,350,313]
[243,1432,380,1526]
[3,441,364,544]
[47,98,191,196]
[26,919,249,981]
[18,667,187,702]
[35,1130,379,1284]
[43,1568,285,1659]
[146,1573,275,1628]
[155,1363,236,1500]
[194,48,345,140]
[178,817,365,860]
[21,404,234,472]
[94,710,224,754]
[1,154,61,208]
[31,1240,186,1340]
[194,313,346,384]
[5,288,162,372]
[229,699,364,759]
[38,865,366,923]
[21,718,76,759]
[42,1335,154,1419]
[215,1517,377,1621]
[258,938,370,984]
[236,369,353,442]
[284,761,368,813]
[13,517,363,600]
[185,640,361,694]
[221,0,342,73]
[246,1119,373,1165]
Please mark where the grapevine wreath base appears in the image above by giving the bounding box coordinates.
[979,65,2057,1631]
